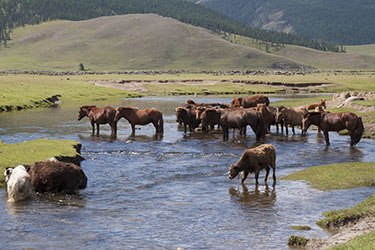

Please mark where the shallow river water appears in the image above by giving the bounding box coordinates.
[1,96,375,249]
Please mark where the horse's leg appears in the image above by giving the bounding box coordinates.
[285,123,289,136]
[292,125,295,135]
[152,121,158,133]
[91,121,95,136]
[349,130,356,147]
[264,166,270,183]
[323,130,330,145]
[96,124,100,136]
[254,169,260,185]
[131,123,136,135]
[241,171,249,184]
[110,121,117,138]
[183,123,187,133]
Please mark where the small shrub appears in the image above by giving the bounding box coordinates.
[288,235,309,247]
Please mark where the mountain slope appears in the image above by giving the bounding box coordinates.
[0,14,306,71]
[191,0,375,45]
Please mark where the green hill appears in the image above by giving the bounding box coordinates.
[191,0,375,45]
[275,45,375,70]
[0,14,306,71]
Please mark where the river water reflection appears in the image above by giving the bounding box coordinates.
[1,96,374,249]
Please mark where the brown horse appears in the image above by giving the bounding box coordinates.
[221,109,265,140]
[78,105,117,137]
[307,98,326,110]
[302,112,364,146]
[115,107,164,134]
[231,94,270,108]
[276,106,308,135]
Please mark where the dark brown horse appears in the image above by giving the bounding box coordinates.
[302,112,364,146]
[231,94,270,108]
[221,109,265,140]
[78,105,117,137]
[115,107,164,134]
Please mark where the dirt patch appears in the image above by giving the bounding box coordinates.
[91,79,222,93]
[306,216,375,250]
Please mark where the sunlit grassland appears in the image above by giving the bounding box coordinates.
[281,162,375,191]
[0,74,141,111]
[0,139,81,187]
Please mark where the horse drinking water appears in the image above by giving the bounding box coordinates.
[78,105,117,137]
[302,111,364,146]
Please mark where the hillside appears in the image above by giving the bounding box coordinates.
[275,45,375,70]
[0,0,342,52]
[0,14,306,71]
[191,0,375,45]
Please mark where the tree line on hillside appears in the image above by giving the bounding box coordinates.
[191,0,375,45]
[0,0,345,53]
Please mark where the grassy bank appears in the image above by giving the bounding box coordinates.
[317,195,375,228]
[0,74,141,112]
[281,162,375,191]
[0,138,83,187]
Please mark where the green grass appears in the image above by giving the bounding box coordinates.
[0,74,141,111]
[317,195,375,228]
[275,45,375,70]
[328,231,375,250]
[271,96,330,107]
[281,162,375,191]
[346,44,375,57]
[290,225,311,231]
[0,138,81,187]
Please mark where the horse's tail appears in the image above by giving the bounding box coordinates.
[158,115,164,133]
[353,116,364,145]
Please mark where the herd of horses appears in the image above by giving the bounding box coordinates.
[78,95,364,147]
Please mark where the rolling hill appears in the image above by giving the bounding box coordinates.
[0,14,306,71]
[0,14,374,71]
[191,0,375,45]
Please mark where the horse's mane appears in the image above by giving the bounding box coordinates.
[80,105,97,111]
[118,106,139,111]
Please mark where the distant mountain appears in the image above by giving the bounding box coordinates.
[190,0,375,45]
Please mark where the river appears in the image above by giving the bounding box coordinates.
[1,96,374,249]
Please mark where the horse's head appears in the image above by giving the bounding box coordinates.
[78,106,92,120]
[302,112,321,134]
[231,98,242,108]
[228,164,240,180]
[275,107,285,123]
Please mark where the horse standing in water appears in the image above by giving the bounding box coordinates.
[115,107,164,135]
[302,112,364,146]
[78,105,117,137]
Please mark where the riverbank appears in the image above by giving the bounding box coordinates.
[0,138,84,187]
[283,163,375,249]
